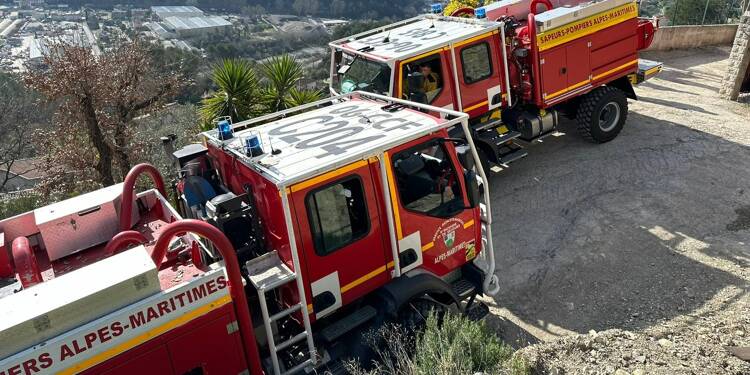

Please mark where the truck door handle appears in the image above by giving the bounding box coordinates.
[399,248,418,267]
[313,291,336,312]
[560,67,567,74]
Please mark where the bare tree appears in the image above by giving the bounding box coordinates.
[24,41,187,194]
[0,74,45,192]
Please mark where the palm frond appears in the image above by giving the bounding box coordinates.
[285,87,323,108]
[200,58,259,128]
[261,55,304,112]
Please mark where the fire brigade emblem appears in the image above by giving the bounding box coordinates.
[443,230,456,248]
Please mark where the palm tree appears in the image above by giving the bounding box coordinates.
[200,59,258,130]
[201,55,323,130]
[260,55,303,112]
[286,87,323,108]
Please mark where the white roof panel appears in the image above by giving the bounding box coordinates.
[203,94,466,186]
[151,6,203,14]
[164,15,230,30]
[331,15,498,61]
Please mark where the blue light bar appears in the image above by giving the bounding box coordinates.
[431,3,443,14]
[475,7,487,19]
[217,120,233,141]
[245,134,263,157]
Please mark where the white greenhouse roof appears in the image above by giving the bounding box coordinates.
[164,16,230,31]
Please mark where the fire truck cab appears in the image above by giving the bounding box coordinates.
[329,0,661,171]
[0,93,497,375]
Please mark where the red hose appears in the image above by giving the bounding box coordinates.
[105,230,148,256]
[151,219,263,375]
[530,0,553,14]
[517,26,529,40]
[120,163,167,232]
[12,237,42,288]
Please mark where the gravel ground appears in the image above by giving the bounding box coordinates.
[481,46,750,374]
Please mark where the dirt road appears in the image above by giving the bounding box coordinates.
[482,46,750,374]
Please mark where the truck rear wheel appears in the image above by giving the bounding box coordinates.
[576,86,628,143]
[397,297,447,334]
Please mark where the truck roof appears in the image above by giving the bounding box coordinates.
[329,14,499,62]
[202,92,468,188]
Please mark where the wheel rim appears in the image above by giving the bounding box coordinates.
[598,102,621,132]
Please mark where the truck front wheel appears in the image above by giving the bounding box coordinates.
[576,86,628,143]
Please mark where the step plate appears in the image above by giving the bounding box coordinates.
[320,305,377,343]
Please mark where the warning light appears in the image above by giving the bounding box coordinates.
[245,134,264,157]
[475,7,487,19]
[217,120,233,141]
[431,3,443,14]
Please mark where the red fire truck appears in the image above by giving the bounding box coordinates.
[0,92,497,375]
[329,0,661,171]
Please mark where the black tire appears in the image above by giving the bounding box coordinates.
[576,86,628,143]
[397,297,447,335]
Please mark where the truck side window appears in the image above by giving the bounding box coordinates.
[401,55,443,103]
[461,42,493,84]
[392,141,464,218]
[306,176,370,256]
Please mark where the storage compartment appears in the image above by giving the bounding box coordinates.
[0,246,159,358]
[34,183,139,261]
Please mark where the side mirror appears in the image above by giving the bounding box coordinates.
[464,169,481,208]
[453,144,476,172]
[338,64,352,75]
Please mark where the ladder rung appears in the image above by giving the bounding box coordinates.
[261,273,297,291]
[275,331,308,352]
[270,304,302,322]
[281,359,314,375]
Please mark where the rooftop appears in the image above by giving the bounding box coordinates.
[7,158,45,180]
[202,93,466,187]
[151,5,203,15]
[330,14,498,62]
[163,15,231,31]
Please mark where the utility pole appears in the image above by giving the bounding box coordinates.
[671,0,680,25]
[701,0,710,25]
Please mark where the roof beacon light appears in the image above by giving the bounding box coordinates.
[431,3,443,14]
[217,120,233,141]
[245,134,264,157]
[475,7,487,19]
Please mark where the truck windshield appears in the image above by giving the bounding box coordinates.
[337,53,391,96]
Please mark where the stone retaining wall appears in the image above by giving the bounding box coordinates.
[720,12,750,100]
[648,24,739,51]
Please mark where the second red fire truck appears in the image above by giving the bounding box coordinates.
[330,0,661,171]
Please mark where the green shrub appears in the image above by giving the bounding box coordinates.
[349,313,529,375]
[0,193,43,219]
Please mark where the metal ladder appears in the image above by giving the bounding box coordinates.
[246,251,316,375]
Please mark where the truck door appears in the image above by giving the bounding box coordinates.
[290,160,389,320]
[454,33,505,117]
[385,132,480,277]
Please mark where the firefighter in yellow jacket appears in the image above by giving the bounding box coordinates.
[420,63,440,93]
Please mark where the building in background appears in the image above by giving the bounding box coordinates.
[162,15,230,38]
[0,158,45,193]
[14,0,44,9]
[151,6,203,20]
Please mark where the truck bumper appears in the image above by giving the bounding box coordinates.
[630,59,663,85]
